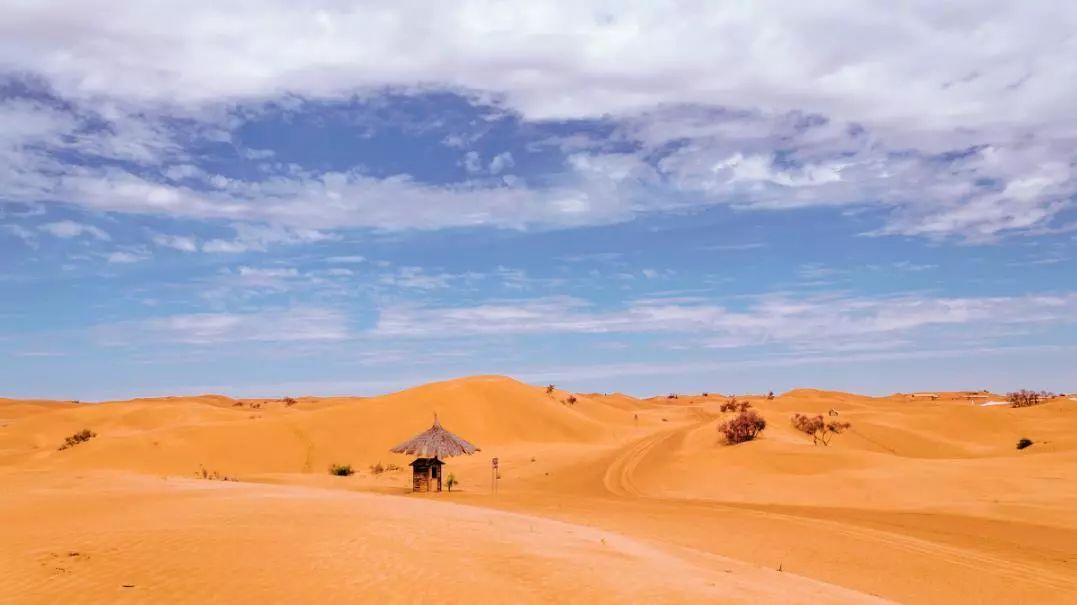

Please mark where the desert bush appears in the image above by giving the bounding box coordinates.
[1007,389,1055,408]
[283,397,297,406]
[546,384,555,394]
[58,429,96,451]
[385,463,401,472]
[718,410,767,444]
[329,464,354,476]
[791,413,851,446]
[368,462,385,475]
[667,393,678,399]
[719,397,752,413]
[446,473,457,491]
[1016,438,1033,450]
[196,466,237,481]
[767,391,775,400]
[566,395,577,405]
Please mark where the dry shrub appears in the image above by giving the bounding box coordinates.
[329,463,354,476]
[58,429,96,451]
[718,410,767,444]
[196,465,238,481]
[719,397,752,413]
[1016,438,1033,450]
[791,413,851,446]
[546,384,555,394]
[767,391,775,400]
[566,395,577,405]
[1007,389,1054,408]
[283,397,297,406]
[369,462,385,475]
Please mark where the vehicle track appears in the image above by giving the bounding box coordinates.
[599,409,1077,596]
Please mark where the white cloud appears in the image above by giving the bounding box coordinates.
[3,2,1073,132]
[201,224,336,253]
[131,308,350,345]
[39,220,110,241]
[236,266,299,279]
[2,224,38,246]
[372,293,1077,347]
[462,151,483,174]
[488,152,515,174]
[1,2,1075,240]
[325,255,366,264]
[106,250,149,264]
[151,233,199,252]
[379,266,458,290]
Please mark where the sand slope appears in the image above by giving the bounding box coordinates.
[2,376,1075,603]
[0,472,884,605]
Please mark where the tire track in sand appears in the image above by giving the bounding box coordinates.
[597,409,1077,596]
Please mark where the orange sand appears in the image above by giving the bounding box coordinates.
[1,376,1075,603]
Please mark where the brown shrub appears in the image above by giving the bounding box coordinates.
[791,413,851,446]
[1007,389,1055,408]
[58,429,96,451]
[719,397,752,413]
[718,410,767,444]
[283,397,297,406]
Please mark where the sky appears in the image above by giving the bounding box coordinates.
[1,1,1075,400]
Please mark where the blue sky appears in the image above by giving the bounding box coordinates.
[1,2,1075,399]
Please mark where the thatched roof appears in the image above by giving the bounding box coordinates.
[389,415,480,458]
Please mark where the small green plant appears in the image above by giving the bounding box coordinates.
[329,463,354,476]
[58,429,96,451]
[1016,438,1033,450]
[446,473,457,491]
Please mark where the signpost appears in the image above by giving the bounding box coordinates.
[491,457,499,494]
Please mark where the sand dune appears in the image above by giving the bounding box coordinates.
[1,376,1075,603]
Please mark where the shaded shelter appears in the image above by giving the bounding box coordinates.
[390,415,480,492]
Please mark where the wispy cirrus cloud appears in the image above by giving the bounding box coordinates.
[99,307,351,346]
[39,220,110,241]
[372,292,1077,347]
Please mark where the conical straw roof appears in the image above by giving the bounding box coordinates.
[389,414,480,458]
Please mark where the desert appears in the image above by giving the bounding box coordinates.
[2,377,1074,603]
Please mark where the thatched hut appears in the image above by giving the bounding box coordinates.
[390,415,479,492]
